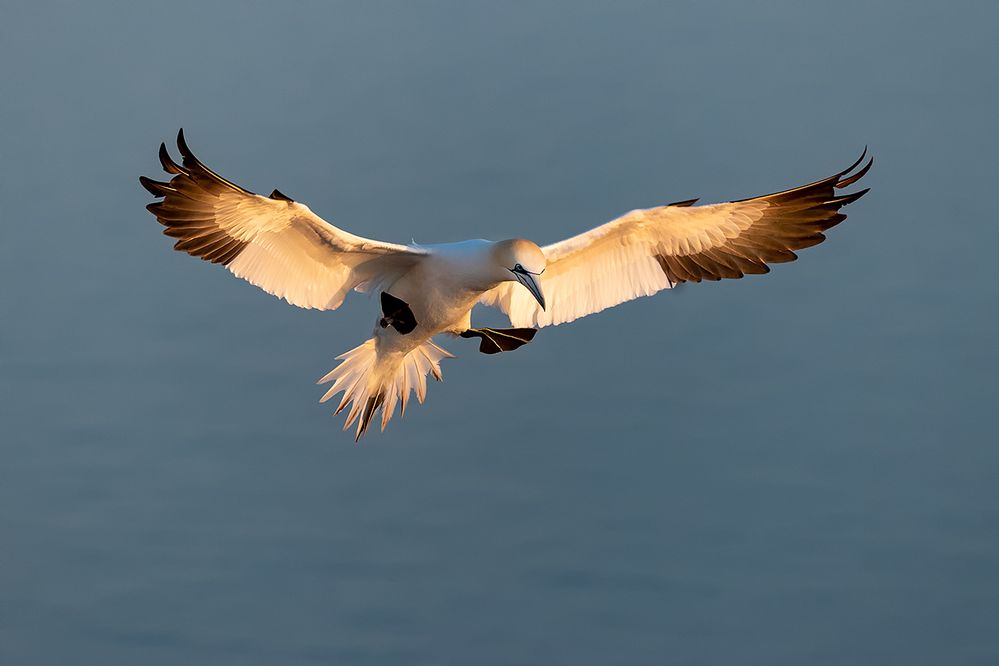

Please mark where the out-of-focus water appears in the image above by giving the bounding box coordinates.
[2,2,997,664]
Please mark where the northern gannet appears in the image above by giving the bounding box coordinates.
[141,130,872,440]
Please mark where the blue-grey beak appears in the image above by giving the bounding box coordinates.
[511,268,546,310]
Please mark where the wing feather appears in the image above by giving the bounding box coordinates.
[481,151,872,327]
[141,130,427,310]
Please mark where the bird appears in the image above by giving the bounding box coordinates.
[140,130,872,440]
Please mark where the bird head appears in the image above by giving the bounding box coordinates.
[492,239,547,310]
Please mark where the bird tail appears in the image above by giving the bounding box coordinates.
[316,337,454,441]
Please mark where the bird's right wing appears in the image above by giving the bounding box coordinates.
[140,130,428,310]
[481,151,872,328]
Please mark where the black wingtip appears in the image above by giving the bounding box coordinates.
[170,128,254,195]
[158,142,184,175]
[176,128,194,162]
[839,146,868,177]
[139,175,174,197]
[836,155,873,189]
[828,187,870,207]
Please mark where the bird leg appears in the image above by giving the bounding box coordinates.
[459,328,537,354]
[379,292,418,335]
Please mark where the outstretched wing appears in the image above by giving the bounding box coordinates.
[481,151,872,328]
[140,130,427,310]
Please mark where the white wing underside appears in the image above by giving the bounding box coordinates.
[479,202,766,328]
[142,131,427,310]
[219,199,421,309]
[481,153,872,328]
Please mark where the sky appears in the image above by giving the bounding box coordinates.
[1,2,997,665]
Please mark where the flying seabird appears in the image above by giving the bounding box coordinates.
[141,130,872,440]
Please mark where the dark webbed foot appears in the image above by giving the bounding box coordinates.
[460,328,537,354]
[379,292,417,334]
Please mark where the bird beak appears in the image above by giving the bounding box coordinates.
[512,270,546,310]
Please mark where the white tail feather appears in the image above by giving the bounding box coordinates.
[317,338,454,441]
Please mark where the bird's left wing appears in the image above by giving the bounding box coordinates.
[481,152,872,328]
[141,130,428,310]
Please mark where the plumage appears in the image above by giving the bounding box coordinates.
[481,151,873,328]
[141,131,872,439]
[145,129,427,308]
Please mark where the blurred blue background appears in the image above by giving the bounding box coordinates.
[1,1,997,664]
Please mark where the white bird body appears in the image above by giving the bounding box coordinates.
[312,239,544,436]
[383,240,501,338]
[141,131,872,439]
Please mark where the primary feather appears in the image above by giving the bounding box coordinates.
[481,150,872,327]
[140,129,427,310]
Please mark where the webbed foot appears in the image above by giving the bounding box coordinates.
[459,327,537,354]
[379,292,417,335]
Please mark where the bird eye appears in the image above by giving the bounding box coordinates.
[514,263,524,272]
